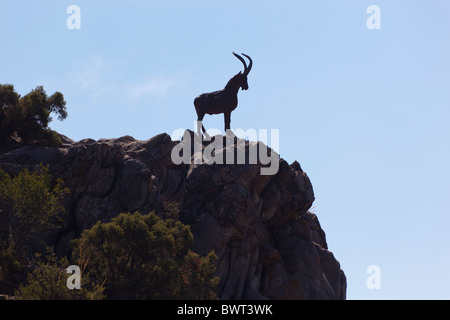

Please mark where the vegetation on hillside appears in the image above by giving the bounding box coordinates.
[72,211,218,300]
[0,164,69,279]
[0,84,67,148]
[0,165,218,300]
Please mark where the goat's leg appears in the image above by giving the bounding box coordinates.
[224,112,231,132]
[196,112,204,135]
[196,113,211,140]
[201,122,207,135]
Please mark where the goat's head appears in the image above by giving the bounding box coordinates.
[232,52,253,91]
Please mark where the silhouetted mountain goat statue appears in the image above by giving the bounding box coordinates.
[194,52,253,137]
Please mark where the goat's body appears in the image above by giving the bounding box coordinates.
[194,89,238,116]
[194,53,252,136]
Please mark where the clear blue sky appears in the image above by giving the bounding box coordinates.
[1,0,449,299]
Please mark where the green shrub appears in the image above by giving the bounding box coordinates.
[72,211,219,300]
[0,84,67,147]
[14,249,105,300]
[0,164,69,277]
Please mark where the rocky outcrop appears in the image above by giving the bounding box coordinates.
[0,131,346,300]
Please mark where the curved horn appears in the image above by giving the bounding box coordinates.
[232,52,248,74]
[241,53,253,76]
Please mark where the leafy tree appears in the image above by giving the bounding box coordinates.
[72,211,219,300]
[14,249,105,300]
[0,84,20,144]
[178,250,219,300]
[0,164,69,277]
[0,84,67,147]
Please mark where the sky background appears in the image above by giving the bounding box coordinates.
[1,0,449,299]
